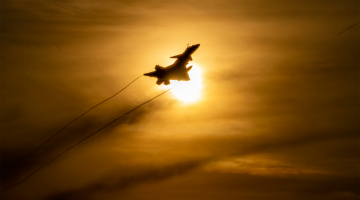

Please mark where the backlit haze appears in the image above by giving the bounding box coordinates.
[161,63,203,103]
[1,0,359,200]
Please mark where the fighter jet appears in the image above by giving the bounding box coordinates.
[144,44,200,85]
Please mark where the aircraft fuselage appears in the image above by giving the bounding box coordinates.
[144,44,200,85]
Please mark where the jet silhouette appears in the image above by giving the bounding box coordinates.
[144,44,200,85]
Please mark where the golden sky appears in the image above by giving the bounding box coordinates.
[1,0,359,199]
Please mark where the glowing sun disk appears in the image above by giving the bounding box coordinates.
[162,64,203,103]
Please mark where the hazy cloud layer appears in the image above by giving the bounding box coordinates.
[1,0,358,199]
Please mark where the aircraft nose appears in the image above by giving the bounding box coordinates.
[190,44,200,51]
[187,44,200,53]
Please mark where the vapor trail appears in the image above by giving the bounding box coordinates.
[4,75,142,173]
[329,21,359,41]
[0,88,171,195]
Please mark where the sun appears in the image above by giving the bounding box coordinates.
[161,63,203,104]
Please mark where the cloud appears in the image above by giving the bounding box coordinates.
[46,159,359,200]
[41,123,359,200]
[1,0,359,199]
[0,88,166,185]
[47,159,207,200]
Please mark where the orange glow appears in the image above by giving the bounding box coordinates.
[162,63,203,104]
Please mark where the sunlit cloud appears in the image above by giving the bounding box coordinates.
[204,157,332,177]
